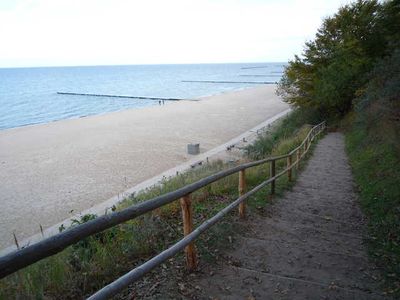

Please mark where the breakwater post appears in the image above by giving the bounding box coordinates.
[57,92,190,101]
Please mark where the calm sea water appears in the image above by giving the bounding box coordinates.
[0,63,285,130]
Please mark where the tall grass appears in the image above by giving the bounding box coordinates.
[246,108,321,159]
[344,49,400,295]
[0,110,318,299]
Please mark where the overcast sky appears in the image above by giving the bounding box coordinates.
[0,0,350,68]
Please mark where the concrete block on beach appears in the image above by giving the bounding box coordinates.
[187,143,200,155]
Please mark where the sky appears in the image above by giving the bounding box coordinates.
[0,0,350,68]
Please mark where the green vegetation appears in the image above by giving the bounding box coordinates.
[276,0,400,294]
[246,108,320,160]
[344,48,400,294]
[277,0,399,120]
[0,112,319,299]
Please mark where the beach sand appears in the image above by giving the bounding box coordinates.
[0,85,289,250]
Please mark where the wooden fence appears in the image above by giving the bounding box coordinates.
[0,121,326,299]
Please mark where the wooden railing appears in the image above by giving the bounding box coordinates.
[0,121,326,299]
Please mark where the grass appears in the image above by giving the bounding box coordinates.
[0,109,319,299]
[246,107,321,160]
[344,100,400,295]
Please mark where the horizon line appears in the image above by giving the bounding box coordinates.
[0,61,288,70]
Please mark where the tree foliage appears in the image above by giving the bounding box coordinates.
[277,0,400,118]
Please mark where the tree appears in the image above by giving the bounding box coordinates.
[277,0,399,118]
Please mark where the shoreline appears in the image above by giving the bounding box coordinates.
[0,86,254,132]
[0,85,289,251]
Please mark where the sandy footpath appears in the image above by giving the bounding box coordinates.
[0,85,288,250]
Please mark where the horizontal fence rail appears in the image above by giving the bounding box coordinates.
[0,120,326,299]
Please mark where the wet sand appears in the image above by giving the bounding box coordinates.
[0,85,289,250]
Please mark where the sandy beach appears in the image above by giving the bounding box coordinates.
[0,85,289,250]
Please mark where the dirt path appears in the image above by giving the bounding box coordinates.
[187,133,388,299]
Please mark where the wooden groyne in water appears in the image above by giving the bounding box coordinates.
[239,74,282,77]
[181,80,276,84]
[58,80,276,101]
[240,66,271,69]
[57,92,191,101]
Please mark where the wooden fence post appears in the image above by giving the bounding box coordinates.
[287,155,292,182]
[296,149,301,170]
[270,159,276,195]
[180,194,197,271]
[238,169,246,218]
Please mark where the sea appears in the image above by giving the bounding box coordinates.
[0,63,285,130]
